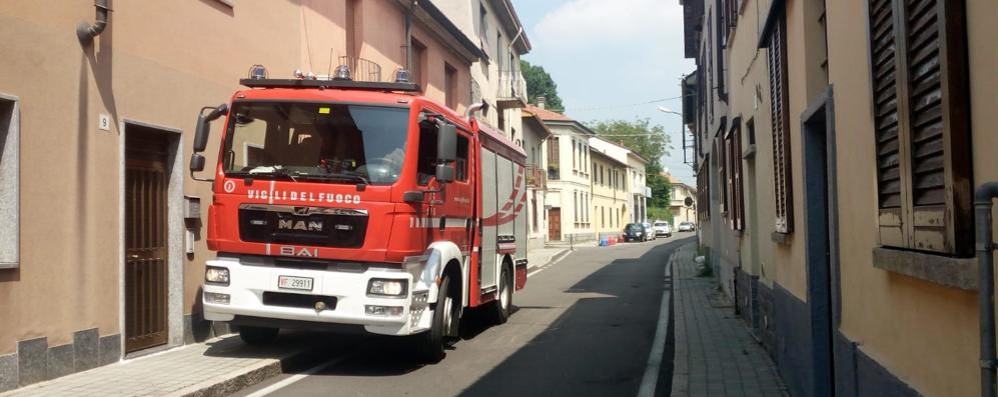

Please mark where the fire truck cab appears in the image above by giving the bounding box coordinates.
[189,65,528,361]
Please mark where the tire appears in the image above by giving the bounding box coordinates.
[491,264,513,325]
[415,275,454,363]
[238,326,278,345]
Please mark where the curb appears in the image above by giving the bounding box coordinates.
[170,337,339,397]
[547,249,571,266]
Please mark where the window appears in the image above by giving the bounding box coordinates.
[411,38,427,88]
[572,140,577,172]
[479,4,489,50]
[0,97,17,268]
[574,191,579,224]
[497,31,504,71]
[764,12,793,233]
[728,120,744,231]
[444,63,457,109]
[716,136,727,214]
[456,134,469,181]
[868,0,971,255]
[548,137,560,180]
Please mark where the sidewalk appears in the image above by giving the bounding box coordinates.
[527,245,571,270]
[0,331,362,397]
[670,243,789,396]
[0,248,573,397]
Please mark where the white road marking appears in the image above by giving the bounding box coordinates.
[637,254,673,397]
[244,353,352,397]
[527,267,545,277]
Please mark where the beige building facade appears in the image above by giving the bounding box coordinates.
[521,107,551,250]
[589,148,629,241]
[0,0,481,390]
[682,0,998,395]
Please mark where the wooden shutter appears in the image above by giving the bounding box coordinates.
[732,121,744,231]
[870,0,971,255]
[871,0,904,246]
[767,16,793,233]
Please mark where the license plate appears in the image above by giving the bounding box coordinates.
[278,275,314,291]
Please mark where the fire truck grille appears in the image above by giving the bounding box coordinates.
[239,208,368,248]
[262,292,337,310]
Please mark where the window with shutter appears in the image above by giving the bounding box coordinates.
[730,119,745,231]
[868,0,971,256]
[766,15,793,233]
[714,133,731,217]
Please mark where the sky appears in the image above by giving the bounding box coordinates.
[510,0,696,185]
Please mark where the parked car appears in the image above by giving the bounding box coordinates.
[642,223,657,240]
[678,221,695,232]
[652,221,672,237]
[623,223,650,242]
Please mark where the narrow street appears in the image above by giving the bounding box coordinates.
[234,236,692,397]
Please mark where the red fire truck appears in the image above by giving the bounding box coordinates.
[189,65,528,361]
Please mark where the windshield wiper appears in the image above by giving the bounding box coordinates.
[314,172,369,186]
[229,167,300,182]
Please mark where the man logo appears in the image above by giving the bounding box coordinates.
[293,206,310,216]
[278,219,323,232]
[223,180,236,193]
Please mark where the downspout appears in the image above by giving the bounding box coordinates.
[977,182,998,397]
[405,0,415,72]
[77,0,110,46]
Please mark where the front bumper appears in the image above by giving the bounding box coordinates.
[202,255,432,336]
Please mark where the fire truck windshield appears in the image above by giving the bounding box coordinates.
[222,102,409,185]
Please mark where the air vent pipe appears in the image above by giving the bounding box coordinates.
[77,0,109,45]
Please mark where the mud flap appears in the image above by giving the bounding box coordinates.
[514,259,528,290]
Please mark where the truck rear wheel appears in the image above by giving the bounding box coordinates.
[238,326,278,345]
[491,265,512,325]
[415,275,453,363]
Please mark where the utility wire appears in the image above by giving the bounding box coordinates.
[565,95,687,112]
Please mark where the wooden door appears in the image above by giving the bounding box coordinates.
[548,208,561,241]
[124,132,170,353]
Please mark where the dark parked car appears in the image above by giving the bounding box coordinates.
[623,223,649,242]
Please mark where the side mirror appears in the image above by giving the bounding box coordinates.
[435,163,455,183]
[193,103,228,152]
[190,153,206,173]
[437,123,457,163]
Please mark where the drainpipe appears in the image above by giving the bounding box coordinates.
[77,0,110,46]
[976,182,998,397]
[405,0,415,72]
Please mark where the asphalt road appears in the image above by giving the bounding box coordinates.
[233,234,694,397]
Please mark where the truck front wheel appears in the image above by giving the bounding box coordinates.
[238,326,278,345]
[415,275,454,363]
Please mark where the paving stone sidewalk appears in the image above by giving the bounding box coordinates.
[670,243,789,396]
[0,331,362,397]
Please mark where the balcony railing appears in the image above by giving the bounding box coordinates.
[526,164,547,189]
[337,56,382,82]
[497,70,528,106]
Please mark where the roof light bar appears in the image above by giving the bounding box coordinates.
[238,79,421,92]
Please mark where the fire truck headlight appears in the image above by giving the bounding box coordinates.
[205,266,230,285]
[368,279,408,298]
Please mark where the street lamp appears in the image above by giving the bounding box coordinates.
[657,106,682,117]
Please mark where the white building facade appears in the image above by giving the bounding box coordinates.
[434,0,530,140]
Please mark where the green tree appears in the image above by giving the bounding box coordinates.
[589,118,672,208]
[521,60,564,111]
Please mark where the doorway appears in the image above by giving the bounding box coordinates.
[548,207,561,241]
[123,122,182,353]
[801,87,837,396]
